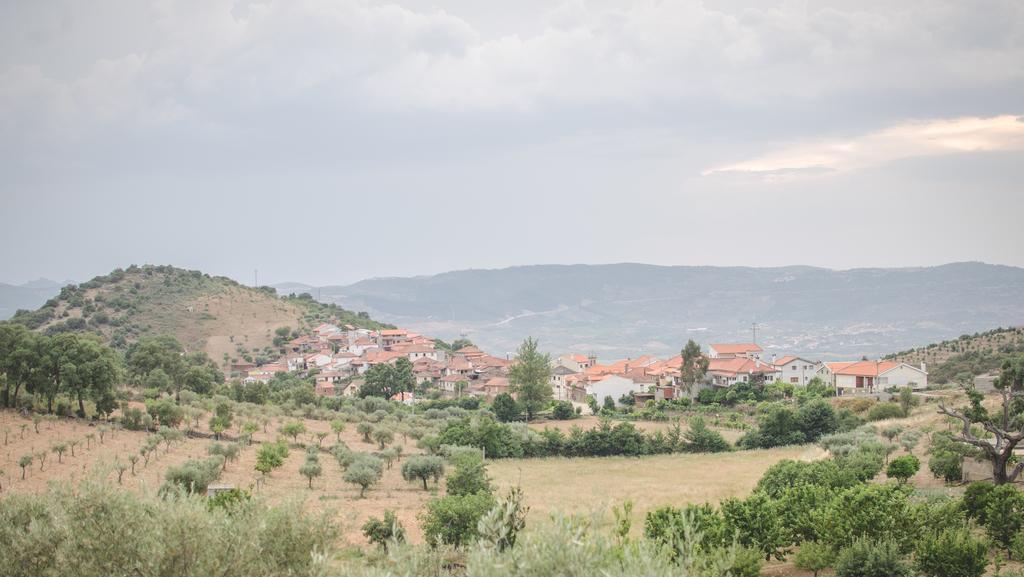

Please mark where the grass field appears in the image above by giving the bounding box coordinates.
[489,445,826,531]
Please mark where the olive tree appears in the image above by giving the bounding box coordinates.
[401,455,445,490]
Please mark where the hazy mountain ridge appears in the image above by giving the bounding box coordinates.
[303,262,1024,360]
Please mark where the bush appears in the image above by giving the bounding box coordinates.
[421,492,496,548]
[551,401,575,420]
[492,393,521,423]
[361,510,405,550]
[914,528,988,577]
[886,455,920,483]
[983,484,1024,556]
[683,417,731,453]
[962,482,995,523]
[834,538,912,577]
[445,453,491,497]
[928,450,963,483]
[0,481,333,577]
[866,403,905,421]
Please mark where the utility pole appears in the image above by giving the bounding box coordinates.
[752,322,758,344]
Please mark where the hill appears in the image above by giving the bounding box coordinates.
[0,279,69,320]
[307,261,1024,360]
[8,265,391,368]
[886,326,1024,384]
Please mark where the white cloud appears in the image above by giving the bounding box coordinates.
[2,0,1022,134]
[702,115,1024,180]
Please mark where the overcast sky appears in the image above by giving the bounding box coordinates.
[2,0,1023,286]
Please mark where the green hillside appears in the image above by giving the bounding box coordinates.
[9,264,391,367]
[886,326,1024,384]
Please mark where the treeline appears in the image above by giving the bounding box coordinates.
[0,324,119,415]
[432,414,730,458]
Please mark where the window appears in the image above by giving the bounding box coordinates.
[790,377,798,383]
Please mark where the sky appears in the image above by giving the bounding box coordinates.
[1,0,1023,286]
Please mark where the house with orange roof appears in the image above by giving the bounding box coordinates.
[379,329,410,349]
[439,374,471,396]
[314,370,346,396]
[455,345,486,360]
[707,357,780,387]
[773,356,821,386]
[818,360,927,395]
[708,343,763,360]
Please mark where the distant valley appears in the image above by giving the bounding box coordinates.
[282,262,1024,361]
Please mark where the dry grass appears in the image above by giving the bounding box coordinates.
[489,444,826,532]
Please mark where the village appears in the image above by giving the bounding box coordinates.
[231,324,931,408]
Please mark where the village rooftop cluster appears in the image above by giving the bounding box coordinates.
[231,324,930,406]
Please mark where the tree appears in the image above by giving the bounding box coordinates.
[356,422,373,443]
[362,510,406,550]
[280,421,306,443]
[344,459,383,497]
[491,393,520,423]
[897,387,917,417]
[372,427,394,449]
[52,442,67,463]
[402,455,445,490]
[18,454,32,479]
[683,417,731,453]
[421,492,496,548]
[722,492,787,561]
[255,441,288,477]
[983,484,1024,557]
[209,402,233,440]
[330,419,346,442]
[508,337,551,421]
[937,359,1024,484]
[834,539,911,577]
[0,323,40,408]
[477,486,529,552]
[794,542,834,577]
[886,455,920,484]
[679,339,709,396]
[359,361,412,400]
[299,455,322,489]
[552,401,575,420]
[445,453,491,497]
[126,335,185,387]
[914,528,988,577]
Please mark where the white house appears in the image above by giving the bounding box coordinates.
[586,375,647,406]
[818,360,928,395]
[707,357,780,387]
[773,356,821,386]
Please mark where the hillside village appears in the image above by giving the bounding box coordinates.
[233,323,931,407]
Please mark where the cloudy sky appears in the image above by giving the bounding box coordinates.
[2,0,1023,286]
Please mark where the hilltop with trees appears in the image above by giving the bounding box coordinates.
[7,265,391,370]
[887,326,1024,384]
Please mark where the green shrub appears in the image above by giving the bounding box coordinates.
[866,403,905,421]
[683,417,731,453]
[914,528,988,577]
[401,455,445,490]
[962,482,995,523]
[794,541,834,577]
[551,401,575,420]
[361,510,405,550]
[834,538,911,577]
[983,484,1024,556]
[886,455,920,483]
[421,492,496,548]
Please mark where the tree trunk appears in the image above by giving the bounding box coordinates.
[992,453,1010,485]
[77,391,86,418]
[422,477,428,490]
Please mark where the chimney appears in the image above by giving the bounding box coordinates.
[920,362,927,373]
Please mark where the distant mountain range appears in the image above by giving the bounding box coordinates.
[0,278,71,319]
[280,262,1024,361]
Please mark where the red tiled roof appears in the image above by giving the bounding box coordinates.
[710,343,763,354]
